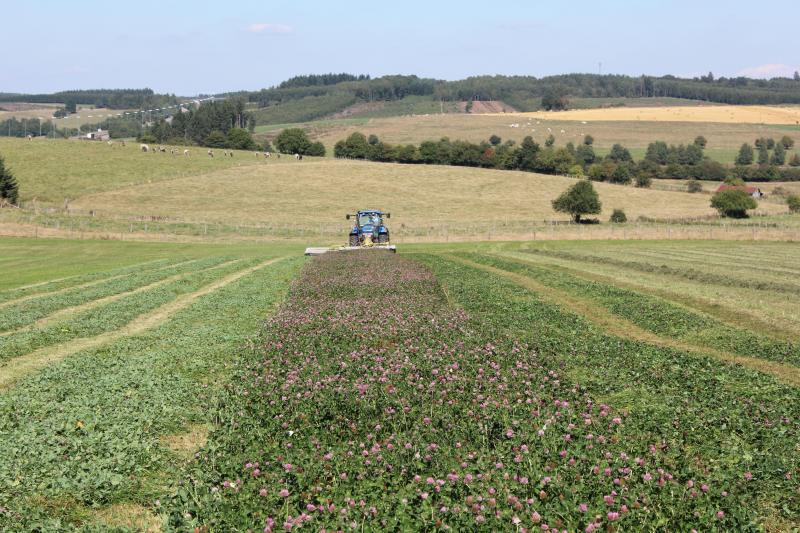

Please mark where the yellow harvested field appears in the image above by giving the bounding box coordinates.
[69,159,786,227]
[507,105,800,124]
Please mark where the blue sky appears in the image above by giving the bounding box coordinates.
[1,0,798,95]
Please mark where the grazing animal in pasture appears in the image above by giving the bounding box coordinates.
[207,149,214,157]
[184,149,190,156]
[265,151,270,158]
[294,153,300,160]
[141,144,150,152]
[121,140,126,147]
[229,151,233,157]
[107,141,114,147]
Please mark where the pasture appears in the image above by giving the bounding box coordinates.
[0,237,797,531]
[1,137,794,245]
[0,103,137,128]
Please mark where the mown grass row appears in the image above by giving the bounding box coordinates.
[462,253,800,367]
[0,258,253,364]
[0,258,177,305]
[416,254,799,530]
[0,256,302,531]
[0,257,228,333]
[524,249,800,296]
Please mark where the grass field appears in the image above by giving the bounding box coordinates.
[0,103,138,128]
[306,111,800,164]
[1,137,791,244]
[0,237,797,530]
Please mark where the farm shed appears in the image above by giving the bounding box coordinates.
[83,129,110,141]
[716,184,764,198]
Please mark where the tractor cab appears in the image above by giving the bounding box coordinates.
[347,210,391,247]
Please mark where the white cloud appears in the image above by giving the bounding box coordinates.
[737,63,798,79]
[246,23,293,34]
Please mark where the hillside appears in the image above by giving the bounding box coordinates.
[293,107,800,164]
[1,138,784,228]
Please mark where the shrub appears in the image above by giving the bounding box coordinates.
[489,134,501,146]
[609,164,632,185]
[583,134,594,145]
[687,179,703,193]
[723,175,746,186]
[789,153,800,167]
[204,130,227,148]
[694,135,707,148]
[225,128,256,150]
[787,194,800,213]
[274,128,313,154]
[137,133,157,144]
[0,156,19,205]
[634,172,652,188]
[306,141,326,157]
[711,189,757,218]
[609,208,627,223]
[568,164,584,177]
[780,135,794,149]
[552,180,602,223]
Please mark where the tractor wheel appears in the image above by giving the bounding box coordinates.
[378,233,389,244]
[349,234,359,247]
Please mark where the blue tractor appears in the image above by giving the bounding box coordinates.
[346,210,391,247]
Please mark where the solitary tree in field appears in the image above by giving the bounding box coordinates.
[489,134,502,146]
[0,156,19,206]
[545,134,556,147]
[711,189,757,218]
[780,135,794,149]
[735,143,754,165]
[583,134,594,146]
[552,180,602,223]
[693,135,707,148]
[789,153,800,167]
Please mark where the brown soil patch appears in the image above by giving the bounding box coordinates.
[462,100,518,113]
[160,423,211,455]
[91,503,162,532]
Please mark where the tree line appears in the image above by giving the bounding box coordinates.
[237,72,800,114]
[0,89,177,110]
[334,131,800,183]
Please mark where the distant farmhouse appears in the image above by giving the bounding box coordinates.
[716,184,764,198]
